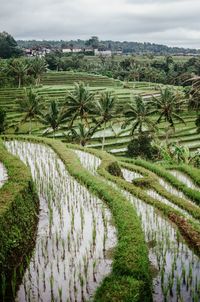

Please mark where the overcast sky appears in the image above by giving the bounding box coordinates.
[1,0,200,48]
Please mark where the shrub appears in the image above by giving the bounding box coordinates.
[127,133,158,160]
[107,161,123,178]
[0,108,6,134]
[132,177,154,188]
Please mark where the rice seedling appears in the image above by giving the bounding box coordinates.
[5,141,116,301]
[74,149,200,301]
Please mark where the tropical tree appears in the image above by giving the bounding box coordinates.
[122,95,155,136]
[30,57,47,85]
[0,31,22,59]
[195,114,200,133]
[149,87,185,142]
[127,133,158,160]
[0,108,7,134]
[65,82,95,127]
[18,88,44,134]
[10,59,29,88]
[189,76,200,111]
[39,100,69,137]
[95,91,116,149]
[66,122,99,146]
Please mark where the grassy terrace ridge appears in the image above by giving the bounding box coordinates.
[66,144,200,254]
[2,135,152,302]
[41,71,122,87]
[0,139,39,301]
[164,163,200,187]
[119,161,200,221]
[120,157,200,206]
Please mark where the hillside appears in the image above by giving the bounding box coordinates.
[17,38,200,55]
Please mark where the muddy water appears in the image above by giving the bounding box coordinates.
[5,141,117,302]
[121,168,142,182]
[157,177,195,204]
[74,150,101,176]
[73,150,200,302]
[169,170,199,191]
[146,189,195,220]
[0,162,8,188]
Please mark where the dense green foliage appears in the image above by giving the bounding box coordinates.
[0,32,22,59]
[0,108,6,134]
[127,133,158,159]
[0,139,39,301]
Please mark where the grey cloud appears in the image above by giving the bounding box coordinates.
[0,0,200,48]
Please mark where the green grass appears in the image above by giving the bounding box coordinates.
[0,139,39,301]
[69,145,200,252]
[126,158,200,206]
[3,135,152,301]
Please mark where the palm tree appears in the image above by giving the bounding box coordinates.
[188,76,200,111]
[122,95,155,136]
[18,88,44,134]
[39,100,69,137]
[195,114,200,133]
[66,122,99,146]
[31,57,47,86]
[149,87,185,142]
[10,59,29,88]
[65,82,95,127]
[95,91,116,149]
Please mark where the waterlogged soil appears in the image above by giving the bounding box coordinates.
[5,141,117,302]
[0,162,8,188]
[74,150,101,176]
[146,189,195,221]
[157,177,195,204]
[169,169,199,192]
[73,150,200,302]
[121,168,142,183]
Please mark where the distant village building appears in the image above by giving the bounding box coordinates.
[94,49,112,56]
[62,48,82,53]
[113,49,123,55]
[24,47,51,57]
[62,48,72,53]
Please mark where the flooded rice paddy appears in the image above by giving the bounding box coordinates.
[169,170,199,191]
[0,162,8,188]
[5,141,117,302]
[121,168,142,183]
[74,149,200,302]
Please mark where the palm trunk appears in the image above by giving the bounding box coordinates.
[18,76,21,88]
[102,122,106,150]
[165,125,172,146]
[29,118,32,134]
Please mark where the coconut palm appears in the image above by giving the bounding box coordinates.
[39,100,69,137]
[188,76,200,111]
[18,88,44,134]
[195,114,200,133]
[95,91,116,149]
[150,87,185,126]
[65,82,95,127]
[10,59,29,88]
[149,87,185,141]
[31,57,47,86]
[66,122,99,146]
[122,95,155,136]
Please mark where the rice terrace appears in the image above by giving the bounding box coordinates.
[1,6,200,302]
